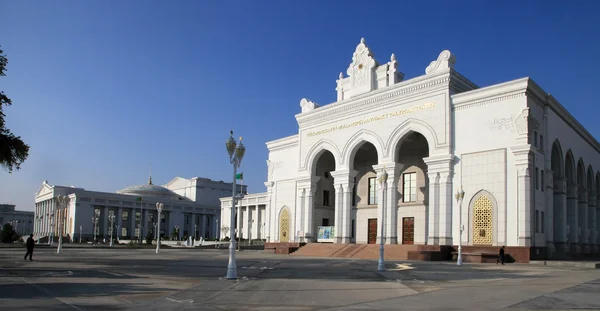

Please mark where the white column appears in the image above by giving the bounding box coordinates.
[588,195,596,251]
[553,178,568,253]
[201,214,207,239]
[578,189,588,252]
[427,172,439,245]
[341,181,353,244]
[332,181,344,244]
[375,169,386,244]
[296,185,306,241]
[303,177,320,242]
[438,171,453,245]
[567,184,579,252]
[545,170,555,253]
[117,207,123,238]
[385,167,399,244]
[264,181,274,242]
[103,206,109,238]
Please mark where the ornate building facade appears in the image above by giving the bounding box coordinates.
[220,38,600,256]
[35,176,245,242]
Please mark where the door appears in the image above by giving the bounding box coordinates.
[279,208,290,243]
[367,218,377,244]
[402,217,414,244]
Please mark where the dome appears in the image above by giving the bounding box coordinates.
[117,176,182,199]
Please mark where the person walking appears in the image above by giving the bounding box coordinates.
[24,234,35,261]
[497,245,505,265]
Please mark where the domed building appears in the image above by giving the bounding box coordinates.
[33,175,246,242]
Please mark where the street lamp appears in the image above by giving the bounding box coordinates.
[55,195,70,254]
[225,130,246,280]
[156,202,163,254]
[108,214,116,247]
[153,222,157,240]
[49,213,54,245]
[455,186,465,266]
[377,167,388,272]
[92,215,99,244]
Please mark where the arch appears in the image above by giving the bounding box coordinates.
[596,172,600,198]
[577,158,586,190]
[587,165,595,197]
[386,118,438,159]
[468,189,498,246]
[551,140,564,178]
[303,139,342,173]
[565,150,576,186]
[342,129,385,165]
[278,206,291,243]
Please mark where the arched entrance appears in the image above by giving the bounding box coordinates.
[350,141,379,244]
[551,140,565,252]
[312,151,336,240]
[279,207,290,242]
[394,131,429,245]
[565,150,577,252]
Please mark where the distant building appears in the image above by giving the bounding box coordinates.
[34,176,246,242]
[0,204,34,236]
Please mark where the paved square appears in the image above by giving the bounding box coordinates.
[0,247,598,310]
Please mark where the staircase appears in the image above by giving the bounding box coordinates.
[291,243,435,260]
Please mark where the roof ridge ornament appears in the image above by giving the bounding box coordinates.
[425,50,456,75]
[148,164,153,185]
[300,98,320,113]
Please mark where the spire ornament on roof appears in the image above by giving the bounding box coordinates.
[148,164,153,185]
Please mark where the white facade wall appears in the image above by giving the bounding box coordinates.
[218,39,600,256]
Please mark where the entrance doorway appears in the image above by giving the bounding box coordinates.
[367,218,377,244]
[402,217,414,244]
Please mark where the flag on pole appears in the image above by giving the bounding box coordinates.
[235,172,243,180]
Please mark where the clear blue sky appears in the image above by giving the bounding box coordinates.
[1,0,599,211]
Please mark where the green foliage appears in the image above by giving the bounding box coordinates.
[0,223,20,243]
[0,46,29,172]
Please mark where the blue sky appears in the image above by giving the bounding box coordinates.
[1,0,599,211]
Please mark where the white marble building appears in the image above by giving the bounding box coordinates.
[34,176,245,242]
[221,38,600,256]
[0,204,34,236]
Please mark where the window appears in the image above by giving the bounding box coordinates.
[540,135,544,151]
[534,131,538,147]
[184,215,189,225]
[135,211,141,222]
[368,177,377,205]
[121,227,128,237]
[535,210,539,233]
[541,170,544,192]
[541,211,545,233]
[122,211,128,221]
[535,168,539,190]
[323,190,330,206]
[403,173,417,202]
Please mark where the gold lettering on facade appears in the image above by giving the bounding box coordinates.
[306,102,436,138]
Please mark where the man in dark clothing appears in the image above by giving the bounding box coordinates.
[497,246,505,265]
[24,234,35,261]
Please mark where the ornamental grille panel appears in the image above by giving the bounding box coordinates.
[472,195,493,245]
[279,209,290,243]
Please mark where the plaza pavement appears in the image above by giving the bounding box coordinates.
[0,246,599,311]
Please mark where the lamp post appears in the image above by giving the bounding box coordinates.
[108,214,115,247]
[225,130,246,280]
[455,187,465,266]
[92,215,99,244]
[153,222,157,240]
[377,167,388,272]
[156,202,163,254]
[49,213,54,245]
[55,195,70,254]
[48,212,54,245]
[37,216,43,244]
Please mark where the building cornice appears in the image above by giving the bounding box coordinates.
[295,69,476,128]
[266,135,298,151]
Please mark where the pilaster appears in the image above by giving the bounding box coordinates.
[588,195,596,249]
[438,171,454,245]
[331,169,356,244]
[553,177,568,253]
[511,144,534,247]
[545,170,555,253]
[423,154,455,246]
[427,172,439,245]
[264,181,274,243]
[578,189,589,253]
[566,184,579,252]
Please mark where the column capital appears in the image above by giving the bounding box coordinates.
[423,154,455,171]
[331,169,358,187]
